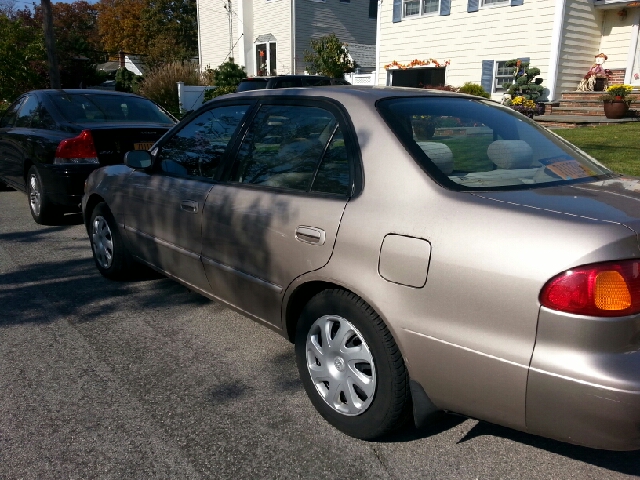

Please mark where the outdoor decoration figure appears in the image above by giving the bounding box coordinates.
[577,53,611,91]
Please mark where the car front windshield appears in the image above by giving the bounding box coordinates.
[50,93,174,124]
[377,96,613,191]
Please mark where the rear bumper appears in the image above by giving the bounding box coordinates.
[526,307,640,451]
[37,163,99,209]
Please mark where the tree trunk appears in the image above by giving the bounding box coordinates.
[41,0,60,89]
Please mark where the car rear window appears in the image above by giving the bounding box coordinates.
[237,80,268,92]
[50,93,174,124]
[377,97,613,191]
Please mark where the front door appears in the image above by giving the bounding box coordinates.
[122,104,251,292]
[201,101,356,326]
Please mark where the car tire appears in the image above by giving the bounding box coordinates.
[295,289,411,440]
[89,202,133,280]
[27,165,62,225]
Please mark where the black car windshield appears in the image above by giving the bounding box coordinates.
[50,93,174,124]
[377,96,613,191]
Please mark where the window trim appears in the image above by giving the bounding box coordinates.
[481,0,509,7]
[255,41,277,77]
[493,60,514,93]
[402,0,441,18]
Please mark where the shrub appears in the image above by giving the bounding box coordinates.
[115,68,141,93]
[303,34,355,78]
[503,60,544,101]
[422,84,457,92]
[458,82,490,98]
[138,61,201,118]
[204,85,237,101]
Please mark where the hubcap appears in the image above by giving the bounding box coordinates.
[29,174,40,216]
[92,215,114,269]
[306,315,376,416]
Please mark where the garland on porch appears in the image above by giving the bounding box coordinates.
[384,59,451,70]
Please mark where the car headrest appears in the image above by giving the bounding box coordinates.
[487,140,534,169]
[416,142,454,175]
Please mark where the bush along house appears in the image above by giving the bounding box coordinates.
[377,0,640,101]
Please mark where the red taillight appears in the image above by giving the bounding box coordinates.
[540,260,640,317]
[54,130,99,164]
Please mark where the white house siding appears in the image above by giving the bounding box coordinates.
[599,9,635,70]
[295,1,377,74]
[378,1,556,100]
[252,0,293,76]
[197,0,244,71]
[555,0,604,94]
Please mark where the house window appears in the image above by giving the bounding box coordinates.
[482,0,508,5]
[256,42,277,76]
[494,61,513,92]
[403,0,439,17]
[340,0,350,2]
[369,0,378,18]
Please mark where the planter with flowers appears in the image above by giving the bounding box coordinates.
[601,84,634,119]
[506,96,544,118]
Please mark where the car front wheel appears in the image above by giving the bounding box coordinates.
[89,202,133,280]
[295,289,411,439]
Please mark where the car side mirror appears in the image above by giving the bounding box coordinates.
[124,150,152,169]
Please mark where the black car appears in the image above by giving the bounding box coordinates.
[236,75,351,92]
[0,89,175,224]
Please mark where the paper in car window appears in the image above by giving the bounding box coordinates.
[546,160,591,180]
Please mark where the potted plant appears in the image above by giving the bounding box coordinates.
[602,84,634,119]
[412,115,436,140]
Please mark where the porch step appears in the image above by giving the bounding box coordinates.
[552,107,607,116]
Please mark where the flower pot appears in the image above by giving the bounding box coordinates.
[413,122,436,140]
[603,100,629,119]
[594,77,606,91]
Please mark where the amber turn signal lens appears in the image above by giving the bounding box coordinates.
[540,260,640,317]
[594,271,631,311]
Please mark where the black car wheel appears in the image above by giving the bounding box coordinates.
[27,165,62,225]
[89,202,133,280]
[295,289,411,439]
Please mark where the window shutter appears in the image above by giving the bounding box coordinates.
[481,60,494,94]
[511,0,524,5]
[440,0,451,15]
[467,0,479,13]
[393,0,402,22]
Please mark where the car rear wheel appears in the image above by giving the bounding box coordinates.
[295,289,411,439]
[27,165,62,225]
[89,202,133,280]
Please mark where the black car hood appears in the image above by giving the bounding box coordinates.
[473,176,640,232]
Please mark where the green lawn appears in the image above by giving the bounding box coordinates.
[553,123,640,176]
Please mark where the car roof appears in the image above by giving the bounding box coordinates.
[223,85,473,103]
[33,89,143,98]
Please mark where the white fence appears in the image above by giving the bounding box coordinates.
[177,82,215,114]
[344,72,377,86]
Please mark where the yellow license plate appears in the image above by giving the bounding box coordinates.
[134,142,154,150]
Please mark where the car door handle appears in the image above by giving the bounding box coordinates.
[180,200,198,213]
[295,226,325,245]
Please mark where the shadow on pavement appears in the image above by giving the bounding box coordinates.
[0,256,211,326]
[457,421,640,476]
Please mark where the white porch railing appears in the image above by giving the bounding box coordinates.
[344,72,377,86]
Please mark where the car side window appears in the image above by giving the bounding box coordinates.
[14,95,40,128]
[228,104,338,191]
[311,125,351,196]
[0,97,26,128]
[159,105,249,179]
[32,105,57,130]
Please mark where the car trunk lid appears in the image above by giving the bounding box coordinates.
[85,124,171,165]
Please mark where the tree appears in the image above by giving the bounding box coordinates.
[0,15,48,101]
[303,34,354,78]
[96,0,147,54]
[503,60,544,101]
[142,0,197,66]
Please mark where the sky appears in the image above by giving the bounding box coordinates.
[3,0,99,12]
